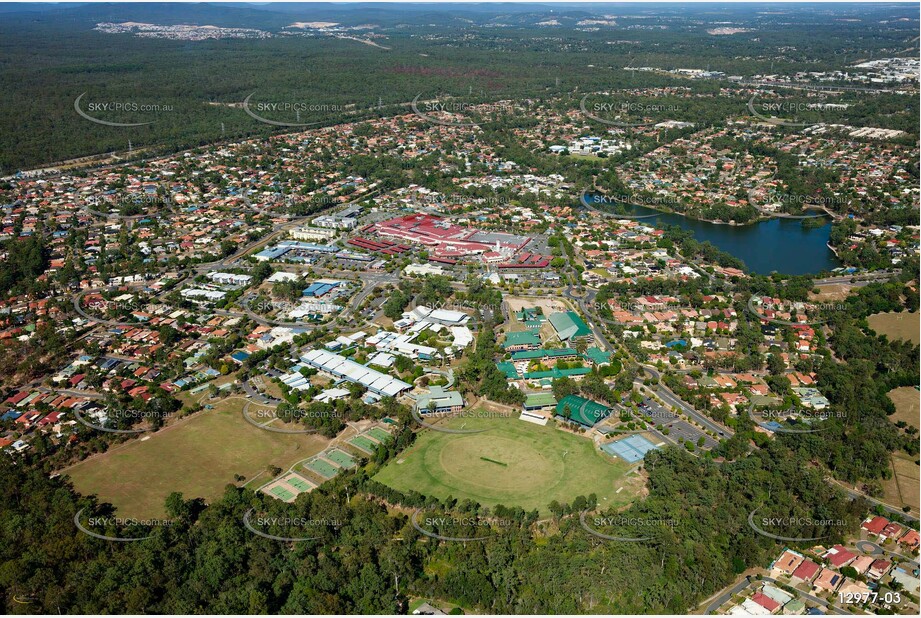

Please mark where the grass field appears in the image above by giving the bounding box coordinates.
[881,387,921,515]
[374,414,641,515]
[888,387,919,428]
[64,397,328,518]
[867,311,920,345]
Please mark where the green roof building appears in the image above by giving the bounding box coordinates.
[502,330,542,350]
[496,361,520,380]
[524,367,591,380]
[556,394,611,427]
[584,346,612,366]
[415,386,465,414]
[516,307,545,322]
[523,393,557,410]
[510,347,580,362]
[548,311,593,343]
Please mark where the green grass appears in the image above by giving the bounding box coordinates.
[64,399,328,518]
[374,414,638,515]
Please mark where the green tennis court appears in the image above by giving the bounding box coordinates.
[270,486,295,501]
[326,449,355,469]
[287,475,315,492]
[367,427,392,443]
[349,436,378,453]
[307,459,339,479]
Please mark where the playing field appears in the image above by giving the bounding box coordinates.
[64,398,328,518]
[374,414,640,515]
[881,387,921,516]
[306,458,339,479]
[367,427,392,443]
[350,435,378,453]
[867,311,920,345]
[326,449,356,469]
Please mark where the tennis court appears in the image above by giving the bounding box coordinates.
[326,449,356,469]
[367,427,392,443]
[307,459,340,479]
[602,434,661,463]
[287,475,315,492]
[270,486,295,500]
[349,436,378,453]
[260,472,316,503]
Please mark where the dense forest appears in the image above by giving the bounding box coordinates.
[1,430,894,614]
[0,2,917,172]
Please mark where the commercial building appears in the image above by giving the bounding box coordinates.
[300,348,411,397]
[290,226,338,241]
[403,263,446,277]
[414,386,464,414]
[207,272,252,286]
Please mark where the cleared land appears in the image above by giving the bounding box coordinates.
[374,414,640,515]
[881,451,920,516]
[867,311,920,345]
[64,397,328,518]
[888,387,920,429]
[881,386,921,514]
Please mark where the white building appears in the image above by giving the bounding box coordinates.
[290,226,338,242]
[403,263,446,277]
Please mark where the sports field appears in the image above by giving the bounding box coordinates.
[374,414,640,515]
[350,435,378,453]
[64,398,328,518]
[326,449,356,469]
[881,387,921,515]
[306,458,339,479]
[867,311,920,345]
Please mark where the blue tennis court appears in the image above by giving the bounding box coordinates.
[602,435,661,463]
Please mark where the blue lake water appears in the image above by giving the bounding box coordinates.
[616,203,841,275]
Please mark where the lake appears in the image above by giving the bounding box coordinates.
[614,202,841,275]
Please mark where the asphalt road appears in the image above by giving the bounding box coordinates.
[704,575,852,615]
